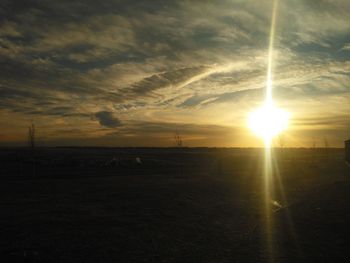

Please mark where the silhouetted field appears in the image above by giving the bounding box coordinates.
[0,147,348,262]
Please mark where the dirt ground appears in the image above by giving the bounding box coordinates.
[0,147,348,262]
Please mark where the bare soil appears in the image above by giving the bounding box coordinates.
[0,147,348,262]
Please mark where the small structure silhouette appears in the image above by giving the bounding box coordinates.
[345,139,350,164]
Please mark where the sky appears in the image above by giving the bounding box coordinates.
[0,0,350,147]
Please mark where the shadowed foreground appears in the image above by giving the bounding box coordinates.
[0,148,348,262]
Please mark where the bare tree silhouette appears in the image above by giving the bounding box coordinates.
[28,121,36,176]
[323,137,329,149]
[324,137,329,160]
[312,137,316,149]
[311,137,317,163]
[278,134,285,149]
[345,139,350,164]
[174,132,183,147]
[278,134,285,158]
[28,121,35,149]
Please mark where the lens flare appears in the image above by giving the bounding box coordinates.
[246,0,297,261]
[248,102,290,145]
[247,0,290,147]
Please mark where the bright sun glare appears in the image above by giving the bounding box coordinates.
[248,101,289,142]
[247,0,290,149]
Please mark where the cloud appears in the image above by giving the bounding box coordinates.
[293,115,350,128]
[102,120,239,147]
[0,0,349,146]
[126,66,212,95]
[340,43,350,51]
[118,121,234,136]
[95,111,122,128]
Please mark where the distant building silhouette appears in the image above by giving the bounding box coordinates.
[345,139,350,164]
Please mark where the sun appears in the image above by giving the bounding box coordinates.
[248,101,289,144]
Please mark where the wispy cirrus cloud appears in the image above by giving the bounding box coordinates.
[0,0,349,146]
